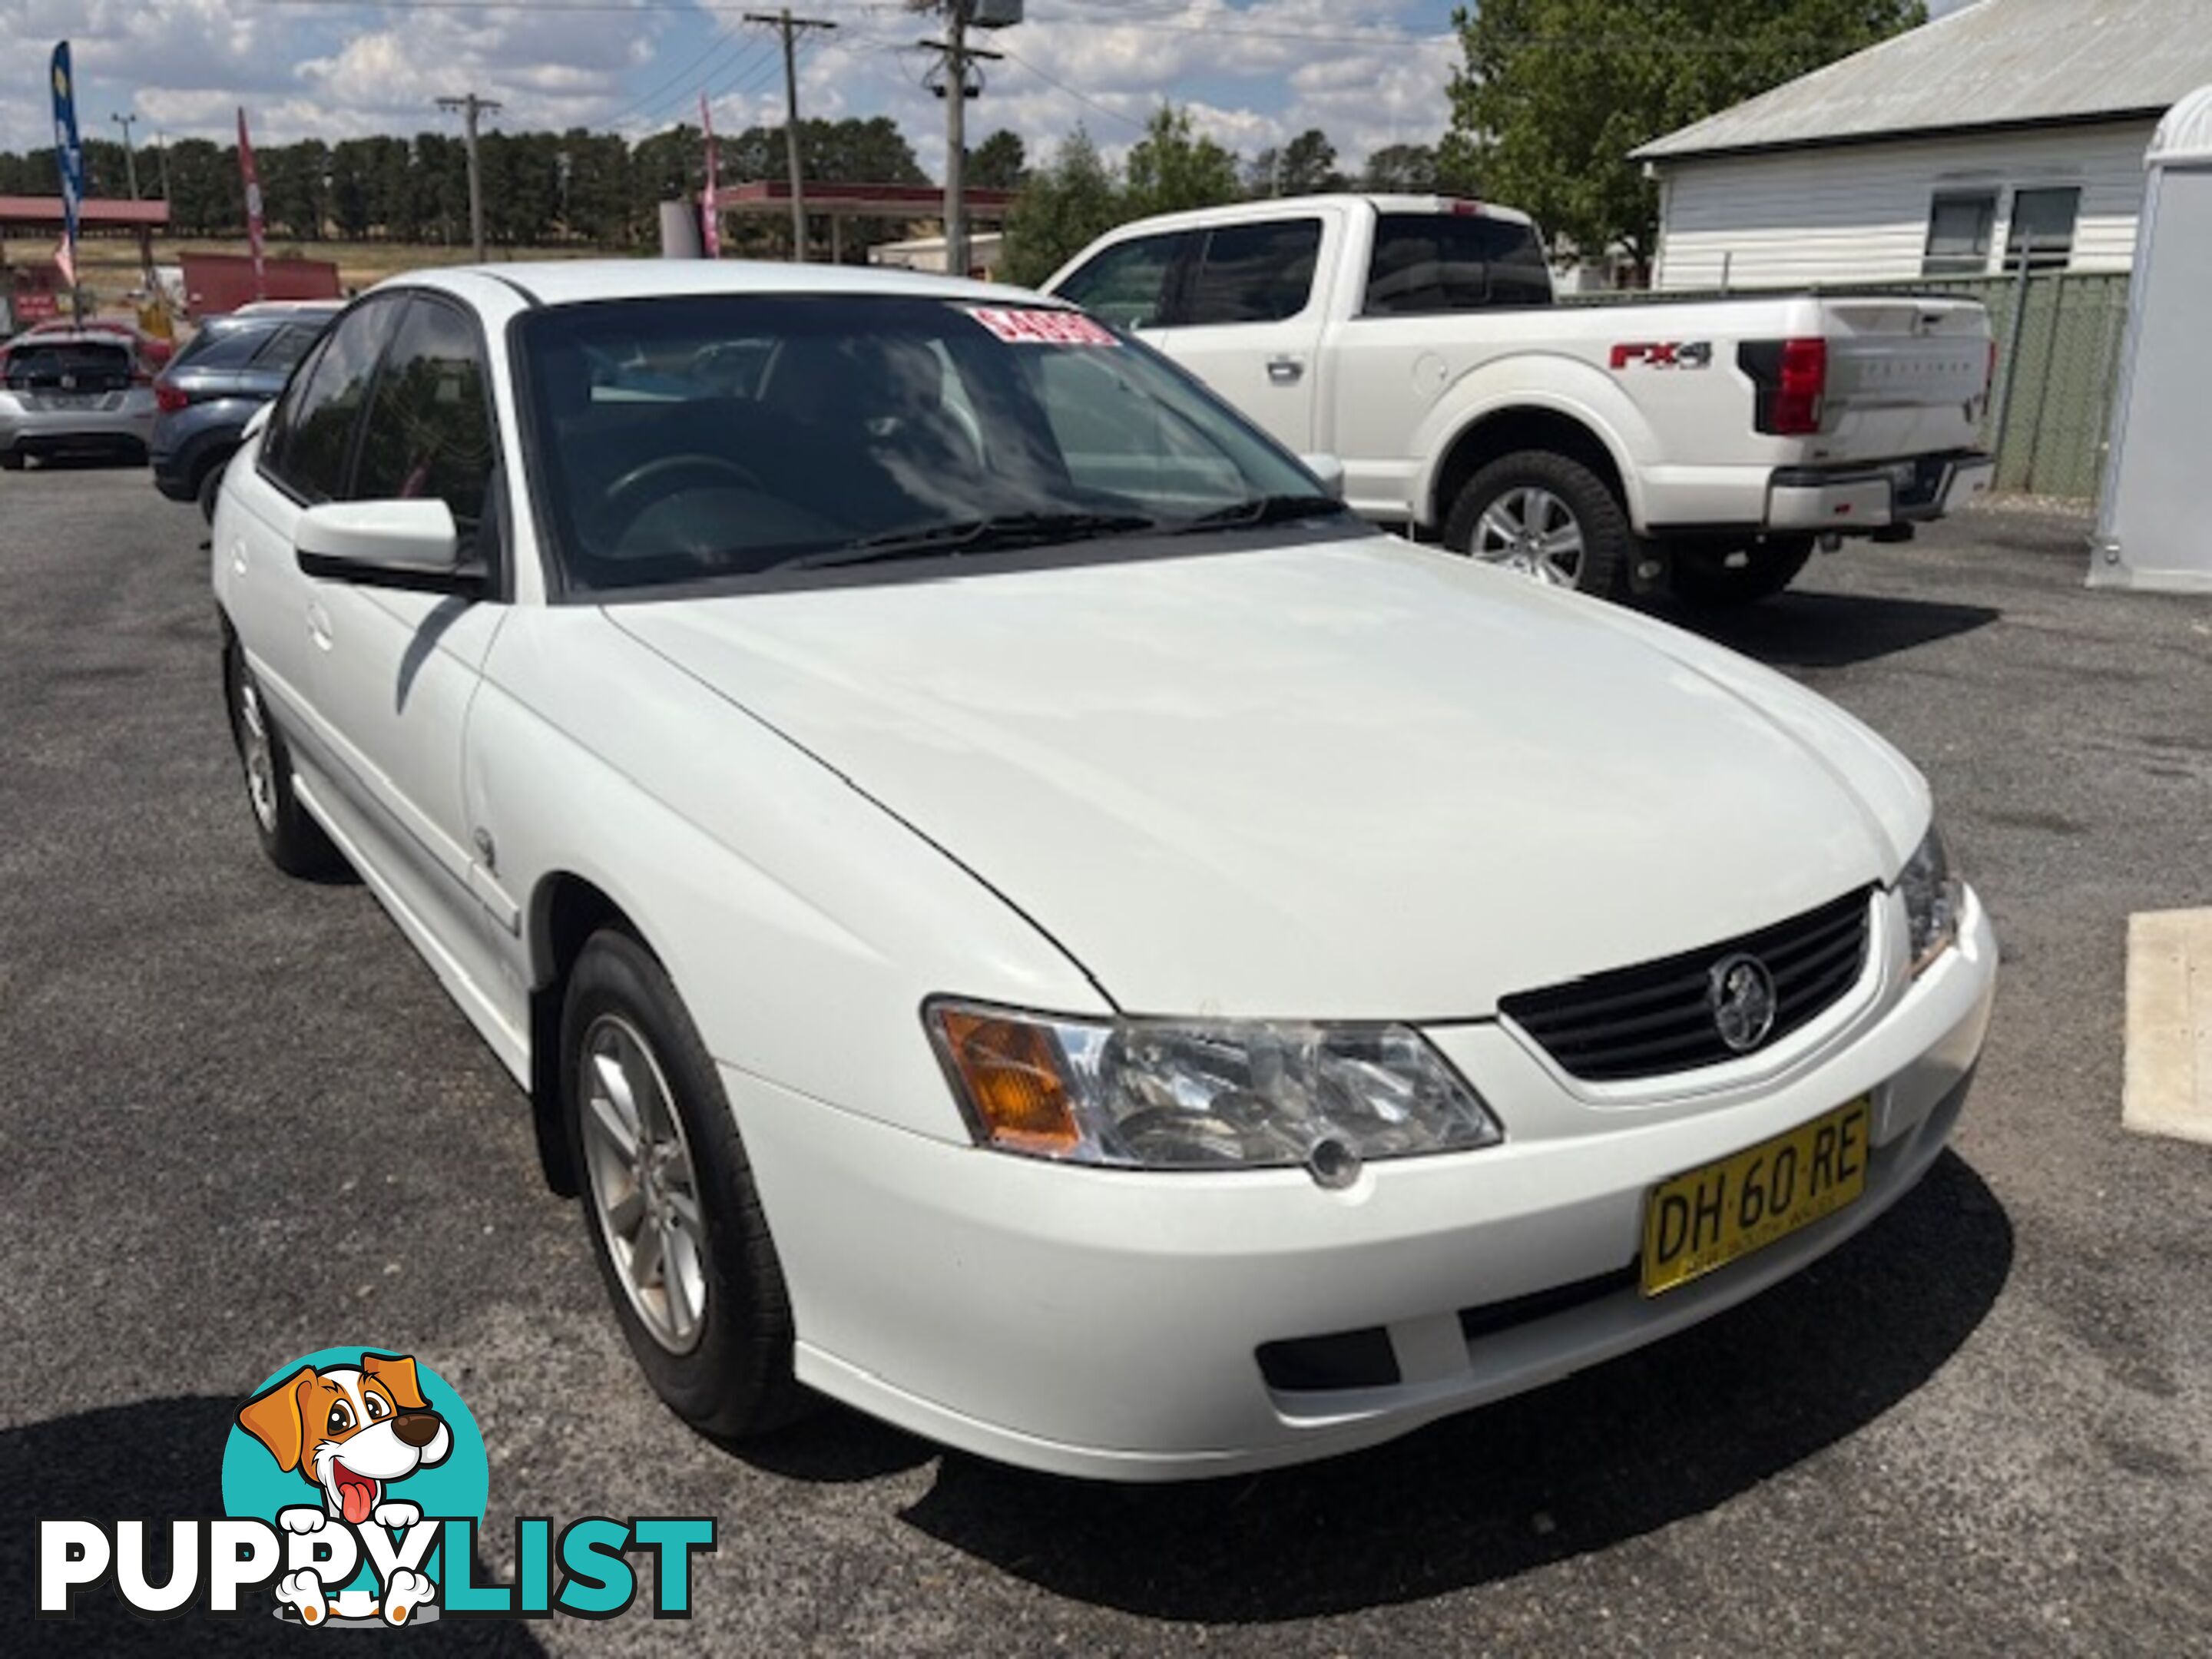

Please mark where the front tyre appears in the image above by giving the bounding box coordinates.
[1442,449,1630,598]
[225,640,343,878]
[562,927,810,1441]
[1669,535,1816,608]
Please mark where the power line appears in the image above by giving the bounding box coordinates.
[602,27,766,129]
[994,43,1147,133]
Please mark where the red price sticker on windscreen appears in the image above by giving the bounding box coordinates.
[967,306,1121,347]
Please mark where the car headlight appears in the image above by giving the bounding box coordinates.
[926,1001,1502,1176]
[1899,823,1962,974]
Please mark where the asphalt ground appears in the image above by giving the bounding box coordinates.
[2,465,2208,1656]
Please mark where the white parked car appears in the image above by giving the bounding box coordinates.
[212,261,1995,1479]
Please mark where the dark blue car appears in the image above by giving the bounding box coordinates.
[151,306,338,518]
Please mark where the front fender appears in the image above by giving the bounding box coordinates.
[475,609,1110,1144]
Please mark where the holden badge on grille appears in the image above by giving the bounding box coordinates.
[1707,953,1777,1053]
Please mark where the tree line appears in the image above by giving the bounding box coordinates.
[0,118,967,255]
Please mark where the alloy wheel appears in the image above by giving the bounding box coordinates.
[235,675,279,833]
[1469,485,1587,585]
[579,1013,710,1354]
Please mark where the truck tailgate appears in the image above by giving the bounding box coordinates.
[1819,298,1989,459]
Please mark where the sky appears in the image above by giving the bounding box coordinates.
[2,0,1985,171]
[1,1,1475,168]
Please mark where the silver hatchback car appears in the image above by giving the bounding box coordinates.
[0,330,158,469]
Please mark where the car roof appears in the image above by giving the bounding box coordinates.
[1077,193,1541,240]
[8,329,134,349]
[390,257,1049,311]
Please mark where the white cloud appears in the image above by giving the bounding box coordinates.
[1,0,1459,172]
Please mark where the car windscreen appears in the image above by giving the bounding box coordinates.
[2,341,134,391]
[515,293,1332,594]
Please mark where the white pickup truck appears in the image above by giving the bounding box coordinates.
[1043,194,1996,604]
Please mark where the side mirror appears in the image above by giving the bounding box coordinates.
[295,500,482,597]
[1300,452,1346,500]
[241,402,275,441]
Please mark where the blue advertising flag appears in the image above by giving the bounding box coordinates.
[51,41,85,252]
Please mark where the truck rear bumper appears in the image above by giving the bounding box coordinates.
[1767,451,1993,533]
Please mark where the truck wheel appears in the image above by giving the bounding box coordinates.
[1444,451,1629,598]
[0,451,24,472]
[1670,535,1815,608]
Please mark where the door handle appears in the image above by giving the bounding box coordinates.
[1267,356,1305,385]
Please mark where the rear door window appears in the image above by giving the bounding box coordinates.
[1182,219,1323,325]
[1363,214,1554,314]
[1054,231,1191,329]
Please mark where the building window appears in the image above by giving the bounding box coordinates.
[2005,187,2081,272]
[1923,192,1996,276]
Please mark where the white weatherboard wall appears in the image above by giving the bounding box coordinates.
[1651,121,2156,290]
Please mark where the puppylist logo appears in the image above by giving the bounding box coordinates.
[38,1346,717,1626]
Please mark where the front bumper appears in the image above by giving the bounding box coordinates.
[1767,450,1993,533]
[733,887,1996,1481]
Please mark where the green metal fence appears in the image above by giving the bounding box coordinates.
[1564,270,2133,502]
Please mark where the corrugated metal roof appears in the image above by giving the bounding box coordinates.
[1634,0,2212,161]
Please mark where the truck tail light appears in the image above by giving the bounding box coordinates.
[154,380,190,412]
[1773,338,1827,435]
[1740,337,1829,436]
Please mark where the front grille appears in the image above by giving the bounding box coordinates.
[1499,888,1873,1082]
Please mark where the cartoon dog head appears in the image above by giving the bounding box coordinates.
[237,1353,452,1525]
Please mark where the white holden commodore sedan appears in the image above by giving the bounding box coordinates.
[212,260,1995,1479]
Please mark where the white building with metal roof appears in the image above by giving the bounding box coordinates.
[1631,0,2212,290]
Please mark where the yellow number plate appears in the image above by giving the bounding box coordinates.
[1641,1098,1871,1296]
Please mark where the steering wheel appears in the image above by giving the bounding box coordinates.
[602,453,764,533]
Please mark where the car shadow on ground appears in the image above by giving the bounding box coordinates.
[5,453,151,474]
[881,1150,2011,1623]
[0,1399,546,1656]
[1653,590,2002,671]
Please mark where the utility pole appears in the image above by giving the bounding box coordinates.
[110,111,141,200]
[918,3,1000,279]
[435,91,503,262]
[746,8,838,262]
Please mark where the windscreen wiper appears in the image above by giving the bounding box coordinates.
[1171,493,1350,532]
[781,511,1162,571]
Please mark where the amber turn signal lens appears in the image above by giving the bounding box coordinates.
[934,1008,1082,1156]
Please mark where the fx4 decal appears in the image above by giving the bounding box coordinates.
[1610,341,1714,371]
